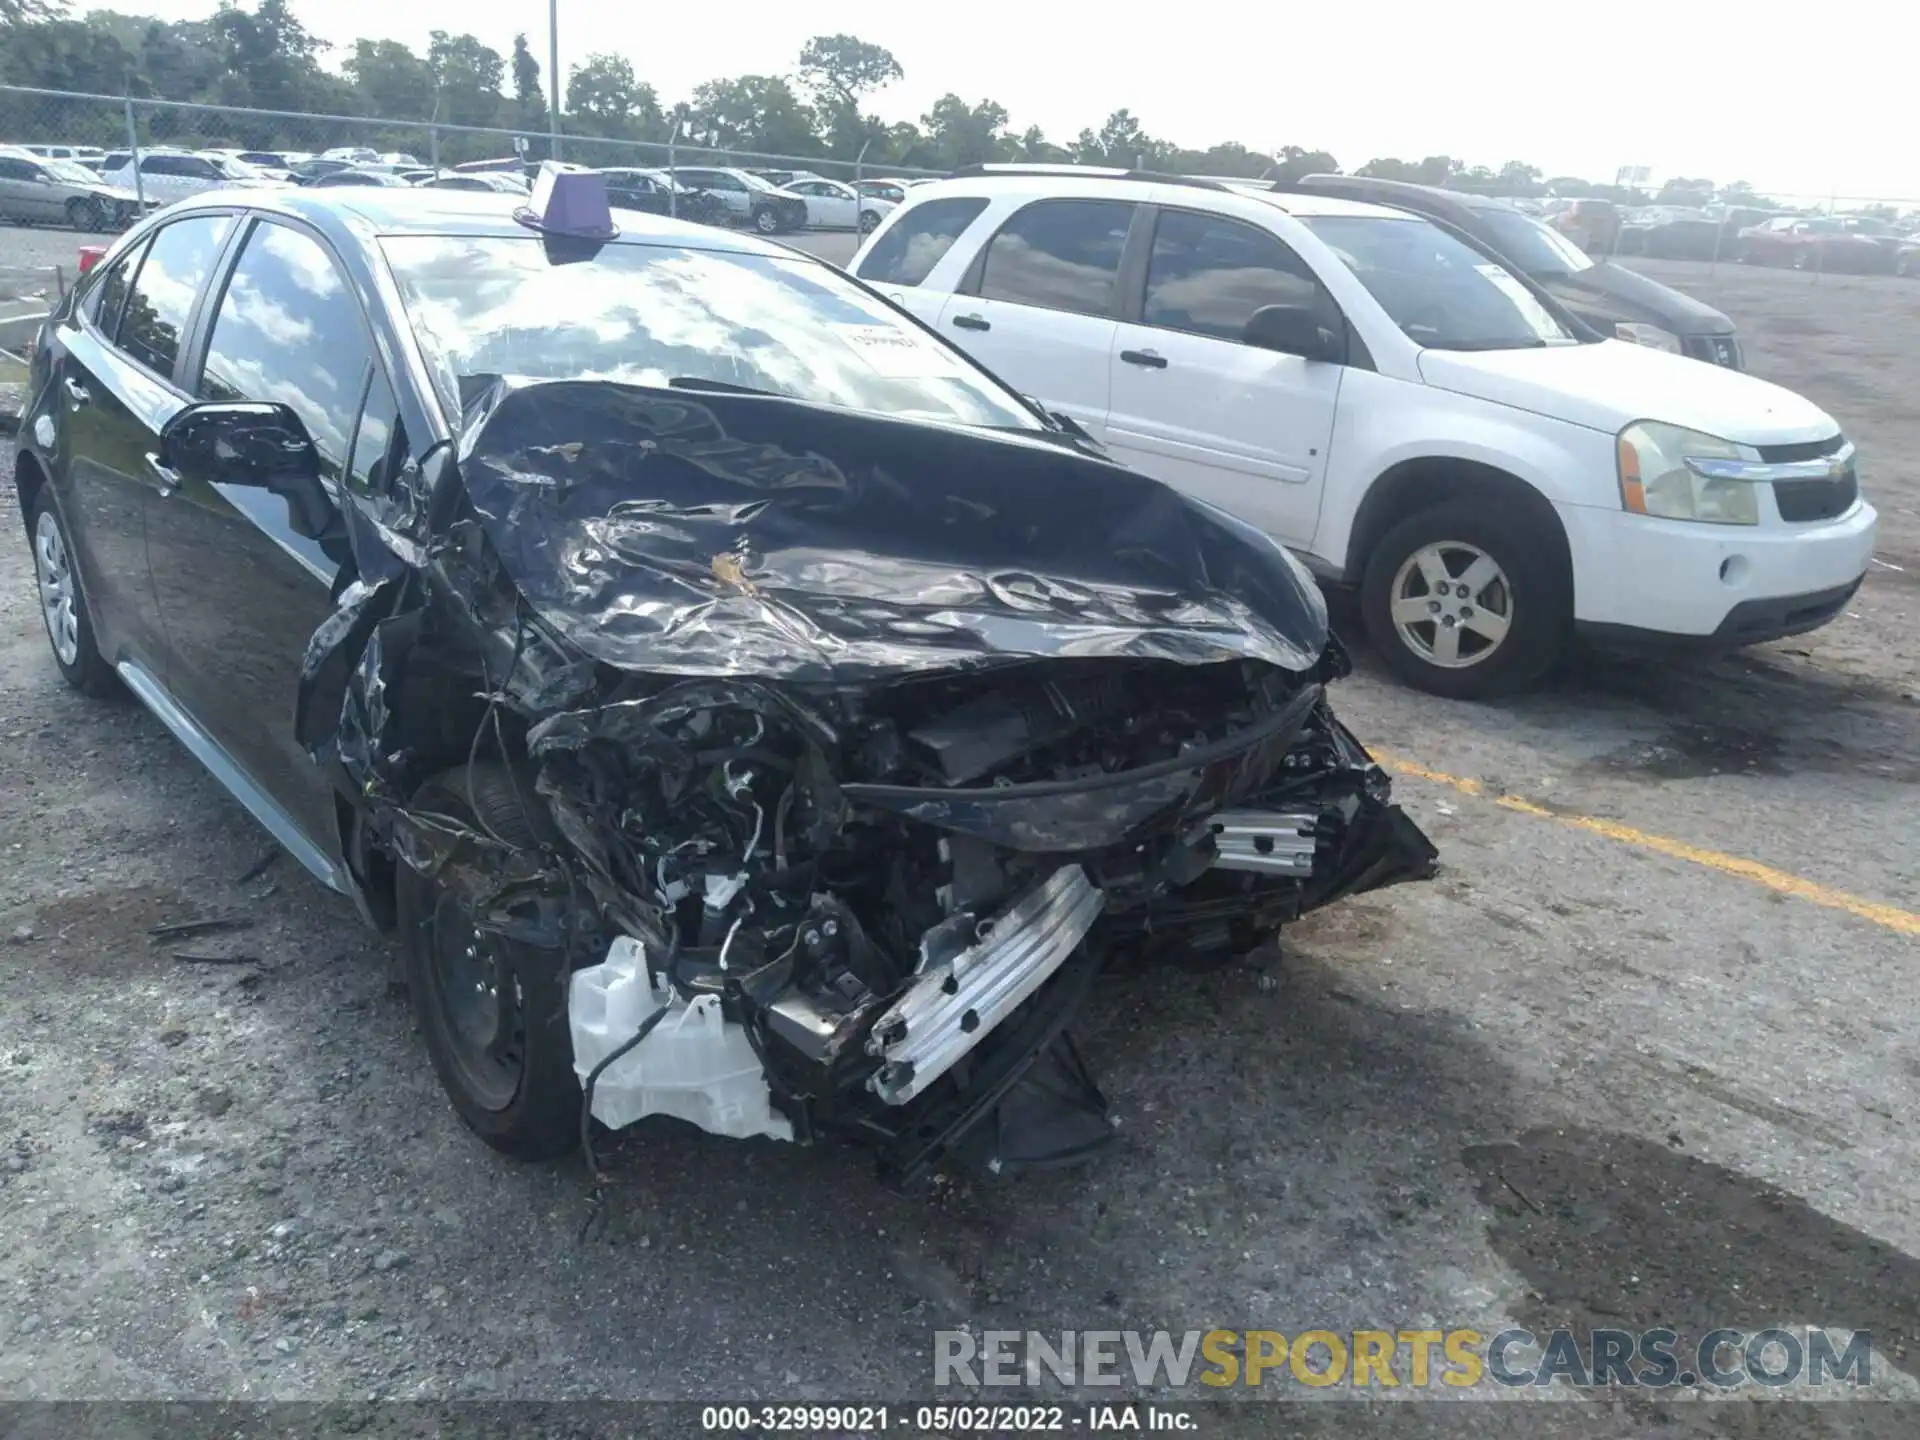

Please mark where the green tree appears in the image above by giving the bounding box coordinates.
[0,0,65,25]
[428,31,506,129]
[1070,108,1170,169]
[209,0,325,113]
[566,52,662,140]
[1497,160,1543,194]
[797,33,901,153]
[920,94,1009,168]
[1265,145,1338,183]
[687,74,816,154]
[1009,125,1068,162]
[344,39,434,121]
[510,32,546,128]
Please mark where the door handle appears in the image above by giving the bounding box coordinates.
[142,452,182,495]
[1120,349,1168,369]
[62,377,90,406]
[951,313,991,332]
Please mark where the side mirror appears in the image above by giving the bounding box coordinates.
[1242,304,1345,363]
[158,401,335,539]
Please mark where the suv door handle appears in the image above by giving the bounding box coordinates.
[62,378,90,406]
[951,313,991,332]
[142,452,182,495]
[1120,349,1168,369]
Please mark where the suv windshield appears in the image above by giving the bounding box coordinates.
[1301,215,1580,351]
[1473,208,1594,278]
[381,235,1043,431]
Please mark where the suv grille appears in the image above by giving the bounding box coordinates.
[1773,471,1858,522]
[1756,434,1846,464]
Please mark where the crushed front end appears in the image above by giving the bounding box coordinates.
[300,378,1436,1186]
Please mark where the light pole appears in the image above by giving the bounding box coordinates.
[547,0,561,160]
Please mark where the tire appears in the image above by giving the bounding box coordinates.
[859,208,880,234]
[1360,500,1570,700]
[397,764,581,1161]
[27,489,116,697]
[753,206,780,234]
[66,196,104,233]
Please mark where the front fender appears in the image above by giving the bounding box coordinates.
[1314,369,1616,569]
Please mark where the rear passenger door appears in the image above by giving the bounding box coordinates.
[1106,207,1342,548]
[144,216,381,853]
[0,156,53,222]
[934,198,1135,441]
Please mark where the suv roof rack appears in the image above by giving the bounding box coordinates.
[945,163,1230,192]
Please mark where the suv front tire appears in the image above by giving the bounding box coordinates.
[1360,500,1569,699]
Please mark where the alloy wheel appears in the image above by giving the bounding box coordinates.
[33,509,81,667]
[1388,541,1514,670]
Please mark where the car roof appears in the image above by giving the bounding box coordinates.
[164,185,808,258]
[1286,173,1513,214]
[905,170,1409,219]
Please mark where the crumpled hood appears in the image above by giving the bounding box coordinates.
[1418,340,1839,445]
[454,378,1329,683]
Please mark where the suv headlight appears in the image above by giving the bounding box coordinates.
[1616,322,1683,354]
[1616,421,1760,525]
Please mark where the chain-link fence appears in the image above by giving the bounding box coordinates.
[0,83,941,223]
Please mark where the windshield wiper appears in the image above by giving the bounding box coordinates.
[1431,337,1551,352]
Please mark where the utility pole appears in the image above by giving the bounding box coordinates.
[548,0,562,160]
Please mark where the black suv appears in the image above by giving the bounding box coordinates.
[1283,175,1745,370]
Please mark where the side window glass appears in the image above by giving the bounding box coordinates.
[88,237,148,337]
[854,196,988,287]
[197,221,370,485]
[186,157,220,180]
[1142,210,1321,343]
[118,214,231,378]
[0,159,34,181]
[346,373,406,499]
[978,199,1132,317]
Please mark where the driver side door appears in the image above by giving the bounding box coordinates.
[144,216,380,857]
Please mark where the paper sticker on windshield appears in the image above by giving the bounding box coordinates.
[833,324,966,379]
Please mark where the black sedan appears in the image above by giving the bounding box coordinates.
[14,184,1431,1184]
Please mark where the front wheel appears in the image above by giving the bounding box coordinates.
[66,196,104,232]
[1360,501,1570,699]
[397,764,581,1161]
[753,206,780,234]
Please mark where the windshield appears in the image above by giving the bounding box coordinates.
[382,236,1043,431]
[1473,208,1594,277]
[209,155,265,179]
[736,171,779,193]
[43,159,98,185]
[1302,215,1580,351]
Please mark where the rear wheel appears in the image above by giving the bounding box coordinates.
[859,208,881,234]
[28,491,115,697]
[753,206,780,234]
[397,764,581,1161]
[1361,500,1569,699]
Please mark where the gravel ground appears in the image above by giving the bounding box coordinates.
[0,236,1916,1436]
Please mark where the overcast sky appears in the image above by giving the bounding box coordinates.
[128,0,1905,202]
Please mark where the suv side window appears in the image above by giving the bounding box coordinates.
[977,199,1133,317]
[1142,210,1320,343]
[117,213,233,379]
[856,196,989,287]
[196,220,370,484]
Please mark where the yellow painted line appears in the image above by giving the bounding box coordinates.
[1372,749,1920,938]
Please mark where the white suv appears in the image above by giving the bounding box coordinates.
[851,167,1877,696]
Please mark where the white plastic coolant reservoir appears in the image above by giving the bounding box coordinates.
[568,937,793,1143]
